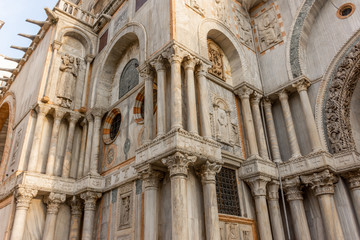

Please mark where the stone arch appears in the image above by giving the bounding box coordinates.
[0,92,15,181]
[198,19,249,85]
[315,32,360,153]
[90,22,147,108]
[286,0,327,80]
[57,26,95,56]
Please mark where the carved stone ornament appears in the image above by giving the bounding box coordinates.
[267,181,280,200]
[198,161,222,184]
[235,11,254,49]
[343,169,360,190]
[212,96,232,144]
[301,170,338,196]
[325,41,360,153]
[139,166,164,189]
[185,0,204,16]
[255,8,282,52]
[282,176,303,201]
[44,192,66,214]
[162,152,197,177]
[246,176,271,197]
[15,187,38,210]
[207,39,224,79]
[118,186,133,230]
[56,53,80,108]
[80,191,102,211]
[70,196,83,216]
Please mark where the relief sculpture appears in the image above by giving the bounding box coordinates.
[255,8,282,51]
[236,12,254,49]
[208,40,224,79]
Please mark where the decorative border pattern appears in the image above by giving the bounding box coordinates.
[103,108,122,145]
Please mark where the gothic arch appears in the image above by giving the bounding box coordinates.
[315,32,360,153]
[57,26,95,56]
[90,22,147,108]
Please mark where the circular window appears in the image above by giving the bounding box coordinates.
[103,109,122,144]
[337,3,355,19]
[133,84,157,125]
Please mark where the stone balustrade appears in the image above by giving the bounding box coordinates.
[56,0,96,25]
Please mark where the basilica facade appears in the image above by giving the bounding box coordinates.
[0,0,360,239]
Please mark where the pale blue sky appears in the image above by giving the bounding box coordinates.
[0,0,58,58]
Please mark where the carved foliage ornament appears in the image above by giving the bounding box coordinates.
[325,41,360,153]
[207,40,224,80]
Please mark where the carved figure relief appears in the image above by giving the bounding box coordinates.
[255,8,282,52]
[57,54,80,108]
[212,97,233,144]
[185,0,204,15]
[118,184,133,230]
[208,40,224,79]
[215,0,228,25]
[235,11,254,49]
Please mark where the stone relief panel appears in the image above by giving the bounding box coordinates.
[254,7,282,52]
[184,0,204,16]
[219,221,255,240]
[117,183,133,231]
[235,11,254,50]
[208,39,225,79]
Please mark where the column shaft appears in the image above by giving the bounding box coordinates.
[144,70,154,142]
[170,56,183,130]
[267,182,285,240]
[42,193,66,240]
[80,192,101,240]
[62,116,79,178]
[263,100,281,162]
[83,116,93,175]
[184,57,198,134]
[351,188,360,223]
[90,112,102,175]
[69,197,82,240]
[156,62,166,136]
[77,121,87,178]
[345,171,360,224]
[197,64,211,138]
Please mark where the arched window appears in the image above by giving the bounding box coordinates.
[119,59,139,99]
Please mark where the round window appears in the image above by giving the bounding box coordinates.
[103,108,122,144]
[110,114,121,140]
[337,3,355,19]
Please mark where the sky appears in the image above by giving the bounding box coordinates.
[0,0,58,59]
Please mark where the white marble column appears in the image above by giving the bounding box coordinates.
[263,99,282,163]
[81,55,94,111]
[199,161,222,240]
[83,115,93,175]
[77,120,87,178]
[278,90,301,159]
[10,187,38,240]
[196,62,212,138]
[43,193,66,239]
[247,176,272,240]
[46,109,66,175]
[141,168,163,240]
[62,114,80,178]
[267,181,286,240]
[236,87,259,159]
[344,170,360,224]
[293,79,323,152]
[162,152,197,240]
[184,56,198,134]
[151,56,166,137]
[141,65,154,143]
[301,170,345,240]
[28,105,51,172]
[283,177,311,240]
[90,109,102,175]
[69,196,83,240]
[80,191,102,240]
[250,92,269,160]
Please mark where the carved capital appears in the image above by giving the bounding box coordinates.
[15,187,38,210]
[278,89,288,101]
[162,45,186,64]
[292,78,311,93]
[162,152,197,177]
[139,64,154,80]
[139,166,164,190]
[195,61,211,77]
[150,55,166,72]
[343,169,360,190]
[246,176,271,198]
[37,105,51,116]
[53,109,66,121]
[68,113,81,124]
[85,54,95,63]
[91,108,104,119]
[80,191,102,211]
[198,161,222,184]
[86,113,93,122]
[44,192,66,214]
[283,176,303,201]
[263,98,272,108]
[301,170,338,196]
[235,86,253,100]
[183,55,197,70]
[250,91,263,105]
[51,40,62,51]
[267,180,280,200]
[69,196,83,216]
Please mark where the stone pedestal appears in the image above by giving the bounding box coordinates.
[344,170,360,224]
[301,170,345,240]
[267,181,285,240]
[162,152,196,240]
[80,191,102,240]
[43,193,66,239]
[10,187,38,240]
[283,177,311,240]
[69,196,83,240]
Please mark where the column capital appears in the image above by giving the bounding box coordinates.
[91,108,104,119]
[51,40,62,51]
[139,64,154,80]
[68,113,81,124]
[343,169,360,190]
[80,191,102,211]
[139,166,164,189]
[150,55,166,71]
[69,196,83,216]
[246,176,271,198]
[301,170,338,196]
[278,89,288,101]
[250,91,263,105]
[162,45,186,64]
[267,180,280,200]
[53,108,66,120]
[183,55,197,70]
[195,61,211,77]
[37,105,51,116]
[197,161,222,184]
[15,187,38,209]
[292,78,311,93]
[162,152,197,177]
[263,97,272,107]
[283,176,303,201]
[235,86,253,100]
[86,113,93,122]
[44,192,66,214]
[85,54,95,63]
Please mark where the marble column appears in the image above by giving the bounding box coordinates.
[293,79,323,152]
[344,170,360,224]
[236,87,259,159]
[69,196,83,240]
[141,168,163,240]
[46,109,66,175]
[81,55,94,110]
[28,105,51,172]
[267,181,286,240]
[83,114,93,175]
[90,109,102,175]
[80,191,102,240]
[263,99,282,163]
[43,193,66,240]
[62,114,80,178]
[196,62,212,138]
[246,176,272,240]
[199,161,222,240]
[162,152,197,240]
[77,120,87,178]
[250,92,269,160]
[283,177,311,240]
[142,66,154,143]
[278,90,301,159]
[10,187,38,240]
[301,170,345,240]
[151,56,166,137]
[184,55,198,134]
